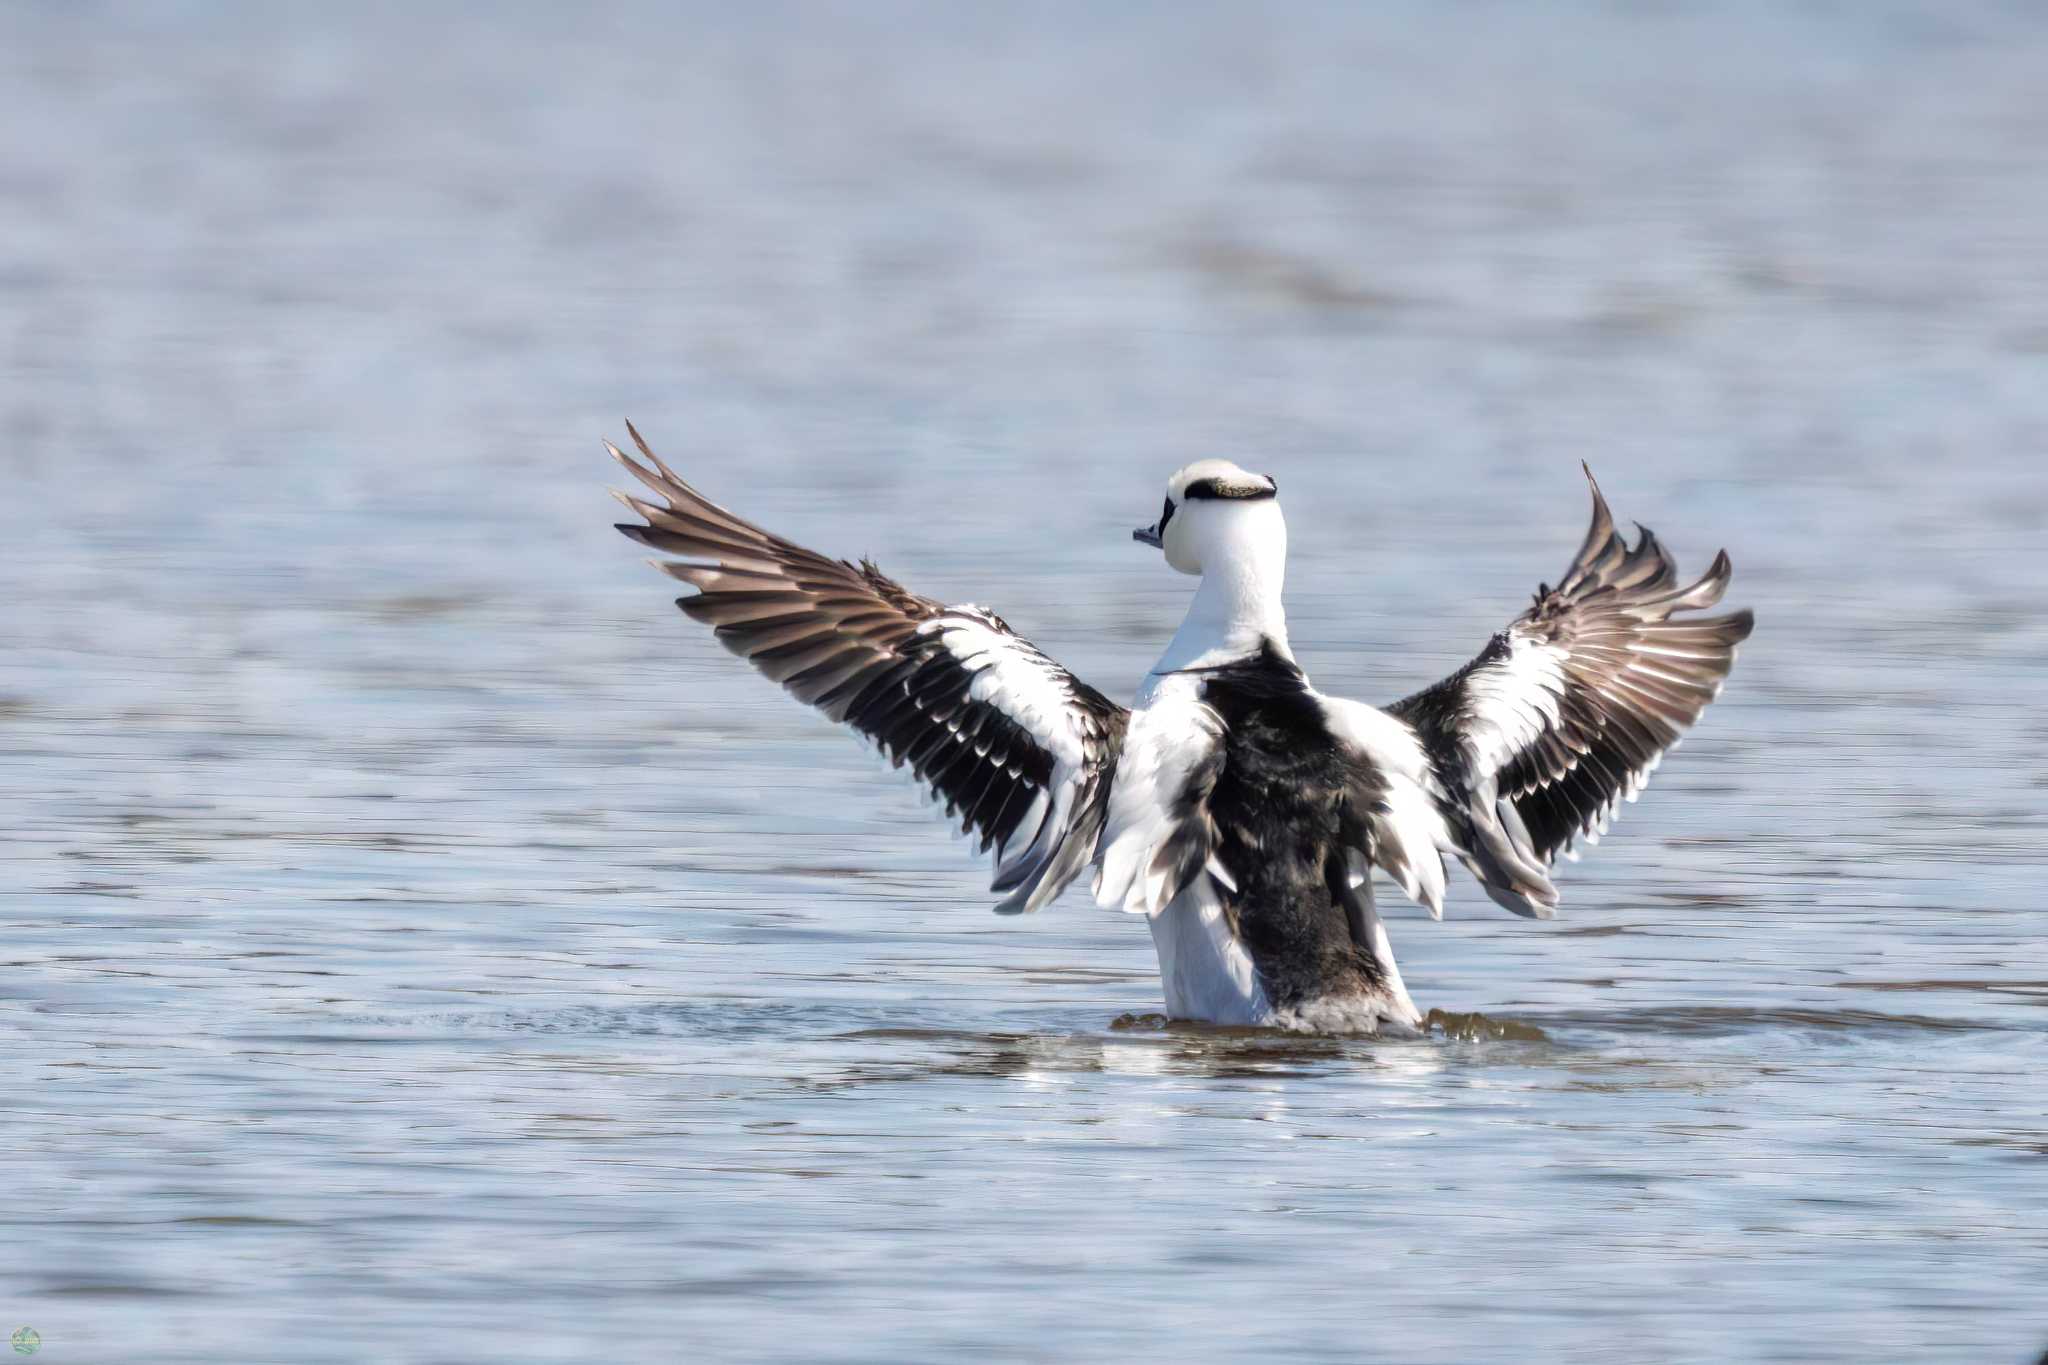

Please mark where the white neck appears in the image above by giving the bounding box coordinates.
[1151,513,1292,675]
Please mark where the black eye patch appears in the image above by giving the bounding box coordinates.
[1159,496,1176,532]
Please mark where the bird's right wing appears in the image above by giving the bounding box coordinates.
[1388,468,1754,917]
[610,424,1127,914]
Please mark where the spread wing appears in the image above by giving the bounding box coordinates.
[1389,467,1754,917]
[609,423,1127,913]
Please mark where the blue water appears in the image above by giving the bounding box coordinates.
[4,3,2047,1361]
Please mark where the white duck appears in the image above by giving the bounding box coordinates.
[612,429,1753,1032]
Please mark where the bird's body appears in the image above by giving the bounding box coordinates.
[611,430,1753,1033]
[1124,651,1428,1030]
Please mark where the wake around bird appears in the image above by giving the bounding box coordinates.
[610,426,1753,1034]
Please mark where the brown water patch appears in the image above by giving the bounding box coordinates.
[1424,1009,1550,1043]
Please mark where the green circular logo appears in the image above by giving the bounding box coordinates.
[9,1328,37,1356]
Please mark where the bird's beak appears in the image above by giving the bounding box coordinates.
[1132,523,1163,548]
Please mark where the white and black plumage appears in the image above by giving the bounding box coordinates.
[610,425,1753,1033]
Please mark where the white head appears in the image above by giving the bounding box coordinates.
[1134,461,1293,671]
[1133,459,1284,577]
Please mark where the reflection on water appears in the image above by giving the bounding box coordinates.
[6,2,2048,1362]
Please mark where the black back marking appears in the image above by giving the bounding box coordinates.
[1191,640,1390,1008]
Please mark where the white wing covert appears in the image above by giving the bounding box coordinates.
[1315,697,1455,920]
[1092,679,1226,917]
[610,424,1126,913]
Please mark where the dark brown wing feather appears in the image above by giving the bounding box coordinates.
[608,423,1126,913]
[1497,469,1755,860]
[1391,466,1753,914]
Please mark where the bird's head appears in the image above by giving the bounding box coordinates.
[1133,460,1282,577]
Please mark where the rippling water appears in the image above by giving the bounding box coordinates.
[5,3,2047,1361]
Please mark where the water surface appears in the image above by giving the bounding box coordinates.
[4,4,2047,1361]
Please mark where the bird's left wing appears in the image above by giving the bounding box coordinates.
[1388,468,1754,918]
[610,425,1126,914]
